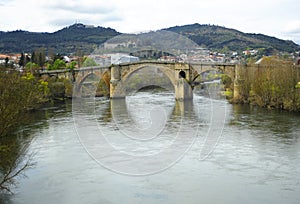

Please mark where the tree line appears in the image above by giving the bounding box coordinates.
[232,57,300,111]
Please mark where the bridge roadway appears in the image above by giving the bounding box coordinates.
[38,60,237,76]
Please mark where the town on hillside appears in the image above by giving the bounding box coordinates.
[1,47,300,71]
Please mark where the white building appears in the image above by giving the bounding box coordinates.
[112,54,139,64]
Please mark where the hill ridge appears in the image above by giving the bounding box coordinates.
[165,23,300,54]
[0,23,299,55]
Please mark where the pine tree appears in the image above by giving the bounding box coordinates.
[18,53,25,67]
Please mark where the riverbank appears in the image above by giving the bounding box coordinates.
[231,63,300,112]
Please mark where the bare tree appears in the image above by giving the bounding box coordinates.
[0,143,35,193]
[0,71,43,193]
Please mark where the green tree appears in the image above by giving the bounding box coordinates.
[0,71,47,137]
[18,53,25,67]
[4,57,9,68]
[31,51,36,64]
[33,48,46,68]
[67,61,77,70]
[82,57,97,67]
[19,53,31,68]
[0,71,48,192]
[48,59,66,70]
[25,62,39,74]
[38,52,45,67]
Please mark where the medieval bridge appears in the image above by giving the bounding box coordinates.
[39,61,238,100]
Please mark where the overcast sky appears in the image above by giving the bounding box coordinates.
[1,0,300,44]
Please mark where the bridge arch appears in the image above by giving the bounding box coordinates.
[77,72,98,85]
[75,69,111,97]
[191,64,236,83]
[121,64,177,91]
[109,61,197,100]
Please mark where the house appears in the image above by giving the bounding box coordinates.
[243,49,258,56]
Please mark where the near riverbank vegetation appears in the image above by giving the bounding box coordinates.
[0,54,80,192]
[0,70,48,192]
[231,57,300,111]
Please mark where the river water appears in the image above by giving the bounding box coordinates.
[1,86,300,204]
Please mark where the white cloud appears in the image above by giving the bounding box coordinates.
[281,21,300,44]
[47,0,115,14]
[0,0,299,44]
[284,21,300,34]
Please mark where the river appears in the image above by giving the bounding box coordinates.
[1,86,300,204]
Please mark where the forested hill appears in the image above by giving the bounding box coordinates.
[165,23,300,54]
[0,23,299,54]
[0,24,120,54]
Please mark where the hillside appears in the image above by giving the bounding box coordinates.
[0,24,120,54]
[165,23,300,54]
[0,23,299,55]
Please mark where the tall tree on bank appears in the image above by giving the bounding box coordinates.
[4,57,9,68]
[32,48,46,68]
[0,71,48,193]
[18,53,25,67]
[18,53,31,68]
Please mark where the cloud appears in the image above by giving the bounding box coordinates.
[281,21,300,44]
[0,0,15,6]
[48,15,122,29]
[49,18,78,28]
[99,15,122,23]
[46,13,123,33]
[0,0,300,45]
[284,21,300,34]
[47,0,115,15]
[39,0,123,32]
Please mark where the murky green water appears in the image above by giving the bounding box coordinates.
[1,88,300,204]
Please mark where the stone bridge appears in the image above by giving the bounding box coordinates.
[39,61,238,100]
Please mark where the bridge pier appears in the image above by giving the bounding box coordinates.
[175,78,193,100]
[174,64,194,101]
[233,65,242,102]
[110,65,126,99]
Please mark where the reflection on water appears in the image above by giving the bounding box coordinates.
[0,100,73,203]
[72,90,204,175]
[1,90,300,204]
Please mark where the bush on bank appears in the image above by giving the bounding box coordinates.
[232,58,300,111]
